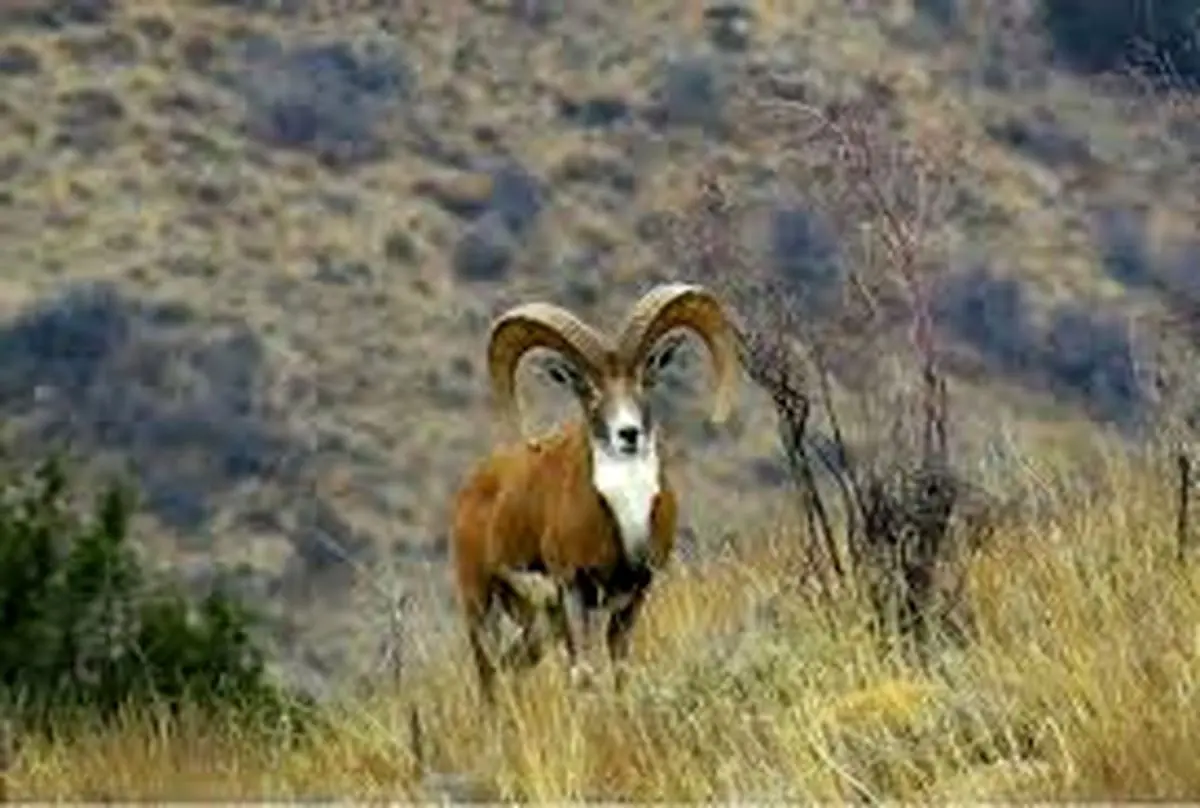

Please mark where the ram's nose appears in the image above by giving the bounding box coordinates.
[615,425,641,455]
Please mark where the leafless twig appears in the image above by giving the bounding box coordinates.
[657,78,993,654]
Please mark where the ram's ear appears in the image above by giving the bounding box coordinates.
[642,332,687,387]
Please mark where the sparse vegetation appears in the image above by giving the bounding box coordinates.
[1,0,1199,800]
[1043,0,1200,83]
[6,443,1200,800]
[0,451,304,735]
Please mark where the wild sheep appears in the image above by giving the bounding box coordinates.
[450,282,741,702]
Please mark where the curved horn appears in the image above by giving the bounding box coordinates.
[616,283,740,423]
[488,302,613,434]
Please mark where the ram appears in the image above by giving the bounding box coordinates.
[450,283,740,702]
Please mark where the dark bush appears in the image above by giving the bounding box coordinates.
[233,36,413,167]
[206,0,308,13]
[0,454,302,729]
[1043,0,1200,84]
[1042,304,1142,421]
[0,44,41,76]
[0,283,302,534]
[647,55,726,133]
[1157,240,1200,346]
[557,95,633,128]
[486,161,544,237]
[1095,205,1153,288]
[383,229,417,263]
[132,14,174,43]
[914,0,959,28]
[703,2,756,52]
[1163,239,1200,302]
[934,266,1143,423]
[552,150,637,194]
[769,204,843,312]
[415,161,546,236]
[453,213,518,282]
[935,265,1036,371]
[55,87,125,156]
[0,0,113,30]
[986,107,1092,168]
[57,30,140,69]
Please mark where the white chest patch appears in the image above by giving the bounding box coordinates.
[591,441,661,563]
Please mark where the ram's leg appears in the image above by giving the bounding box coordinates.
[493,572,559,672]
[559,574,603,689]
[467,572,537,707]
[466,608,499,706]
[545,580,574,659]
[606,585,648,693]
[501,628,546,671]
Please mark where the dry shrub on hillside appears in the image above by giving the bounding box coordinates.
[0,283,304,534]
[655,84,999,656]
[1102,57,1200,558]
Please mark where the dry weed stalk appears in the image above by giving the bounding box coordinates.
[1109,54,1200,562]
[660,83,994,653]
[0,717,9,803]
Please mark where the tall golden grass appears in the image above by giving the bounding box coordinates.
[7,442,1200,801]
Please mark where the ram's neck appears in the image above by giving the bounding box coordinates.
[589,435,662,566]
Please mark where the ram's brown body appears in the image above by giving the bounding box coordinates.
[451,418,677,623]
[449,282,739,701]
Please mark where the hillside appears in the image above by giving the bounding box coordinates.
[1,0,1197,685]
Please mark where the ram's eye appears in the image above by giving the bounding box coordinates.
[647,334,685,377]
[542,358,581,388]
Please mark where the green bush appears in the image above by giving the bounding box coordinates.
[0,452,304,729]
[1042,0,1200,84]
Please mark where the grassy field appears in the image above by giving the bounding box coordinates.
[8,433,1200,801]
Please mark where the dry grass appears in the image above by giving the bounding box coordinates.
[8,443,1200,801]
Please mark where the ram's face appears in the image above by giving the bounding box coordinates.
[541,333,686,459]
[591,373,653,458]
[541,361,650,458]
